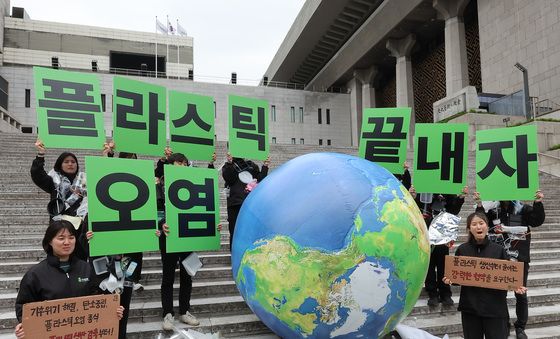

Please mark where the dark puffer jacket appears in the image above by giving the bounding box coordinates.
[222,158,268,207]
[455,237,510,318]
[15,254,96,322]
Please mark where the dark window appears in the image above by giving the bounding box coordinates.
[271,105,276,121]
[318,108,322,124]
[51,57,59,69]
[299,107,304,123]
[326,109,330,125]
[25,89,31,108]
[271,137,276,144]
[327,139,331,146]
[300,138,304,144]
[290,106,295,123]
[22,126,33,133]
[291,138,296,144]
[101,94,106,112]
[319,139,323,145]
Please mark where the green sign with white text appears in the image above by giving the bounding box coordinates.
[475,125,539,201]
[33,67,105,149]
[358,107,411,174]
[86,156,159,256]
[164,165,220,253]
[169,91,215,161]
[413,123,468,194]
[113,77,166,156]
[228,95,269,160]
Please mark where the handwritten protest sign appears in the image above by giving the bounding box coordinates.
[22,294,120,339]
[444,255,524,291]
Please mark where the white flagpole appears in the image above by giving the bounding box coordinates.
[166,15,169,79]
[177,18,180,78]
[155,16,158,78]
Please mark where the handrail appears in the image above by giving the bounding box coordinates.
[538,152,560,161]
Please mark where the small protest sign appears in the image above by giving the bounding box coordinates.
[113,76,166,156]
[475,125,539,200]
[86,156,158,256]
[228,95,269,160]
[413,123,468,194]
[33,66,105,149]
[22,294,120,339]
[164,165,220,253]
[358,107,411,174]
[444,255,524,291]
[169,90,215,161]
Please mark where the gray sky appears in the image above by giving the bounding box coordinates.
[10,0,304,85]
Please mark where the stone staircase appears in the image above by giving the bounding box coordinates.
[0,133,559,338]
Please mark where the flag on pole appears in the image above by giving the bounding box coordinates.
[167,19,175,35]
[177,22,187,36]
[156,17,167,34]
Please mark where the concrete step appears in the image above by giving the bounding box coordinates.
[402,302,560,337]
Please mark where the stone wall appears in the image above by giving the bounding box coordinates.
[478,0,560,104]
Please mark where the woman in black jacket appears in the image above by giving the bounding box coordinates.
[222,153,269,250]
[14,220,123,338]
[473,190,544,339]
[444,212,527,339]
[30,140,89,259]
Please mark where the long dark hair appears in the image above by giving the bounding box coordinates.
[42,220,78,255]
[466,212,489,242]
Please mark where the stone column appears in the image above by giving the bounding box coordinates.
[386,34,416,143]
[433,0,470,96]
[347,76,362,147]
[354,66,378,110]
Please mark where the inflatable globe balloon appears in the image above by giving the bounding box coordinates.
[232,153,430,338]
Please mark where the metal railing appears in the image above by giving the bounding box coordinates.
[534,98,560,116]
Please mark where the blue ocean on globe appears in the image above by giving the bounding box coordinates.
[231,153,430,338]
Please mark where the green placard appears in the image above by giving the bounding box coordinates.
[169,91,215,161]
[358,107,411,174]
[86,156,159,256]
[413,123,468,194]
[33,67,105,149]
[113,77,166,156]
[475,125,539,200]
[164,165,220,253]
[228,95,269,160]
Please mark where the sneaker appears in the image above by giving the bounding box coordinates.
[162,313,174,331]
[133,283,144,292]
[180,311,200,326]
[427,296,439,307]
[515,328,528,339]
[441,296,454,307]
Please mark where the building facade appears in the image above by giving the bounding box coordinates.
[0,2,351,146]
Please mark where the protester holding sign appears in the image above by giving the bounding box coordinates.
[443,212,527,339]
[410,185,467,307]
[30,140,89,260]
[14,220,124,338]
[222,152,270,250]
[156,152,215,330]
[474,190,544,339]
[393,162,411,190]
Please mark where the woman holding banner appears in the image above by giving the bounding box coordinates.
[473,190,544,339]
[443,212,527,339]
[30,139,89,260]
[14,220,123,338]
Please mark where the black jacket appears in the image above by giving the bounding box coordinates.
[222,159,268,207]
[15,254,96,322]
[476,201,545,262]
[456,237,510,318]
[30,156,83,216]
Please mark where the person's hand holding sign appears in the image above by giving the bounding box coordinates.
[473,191,483,208]
[156,223,170,237]
[535,189,544,203]
[35,138,46,156]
